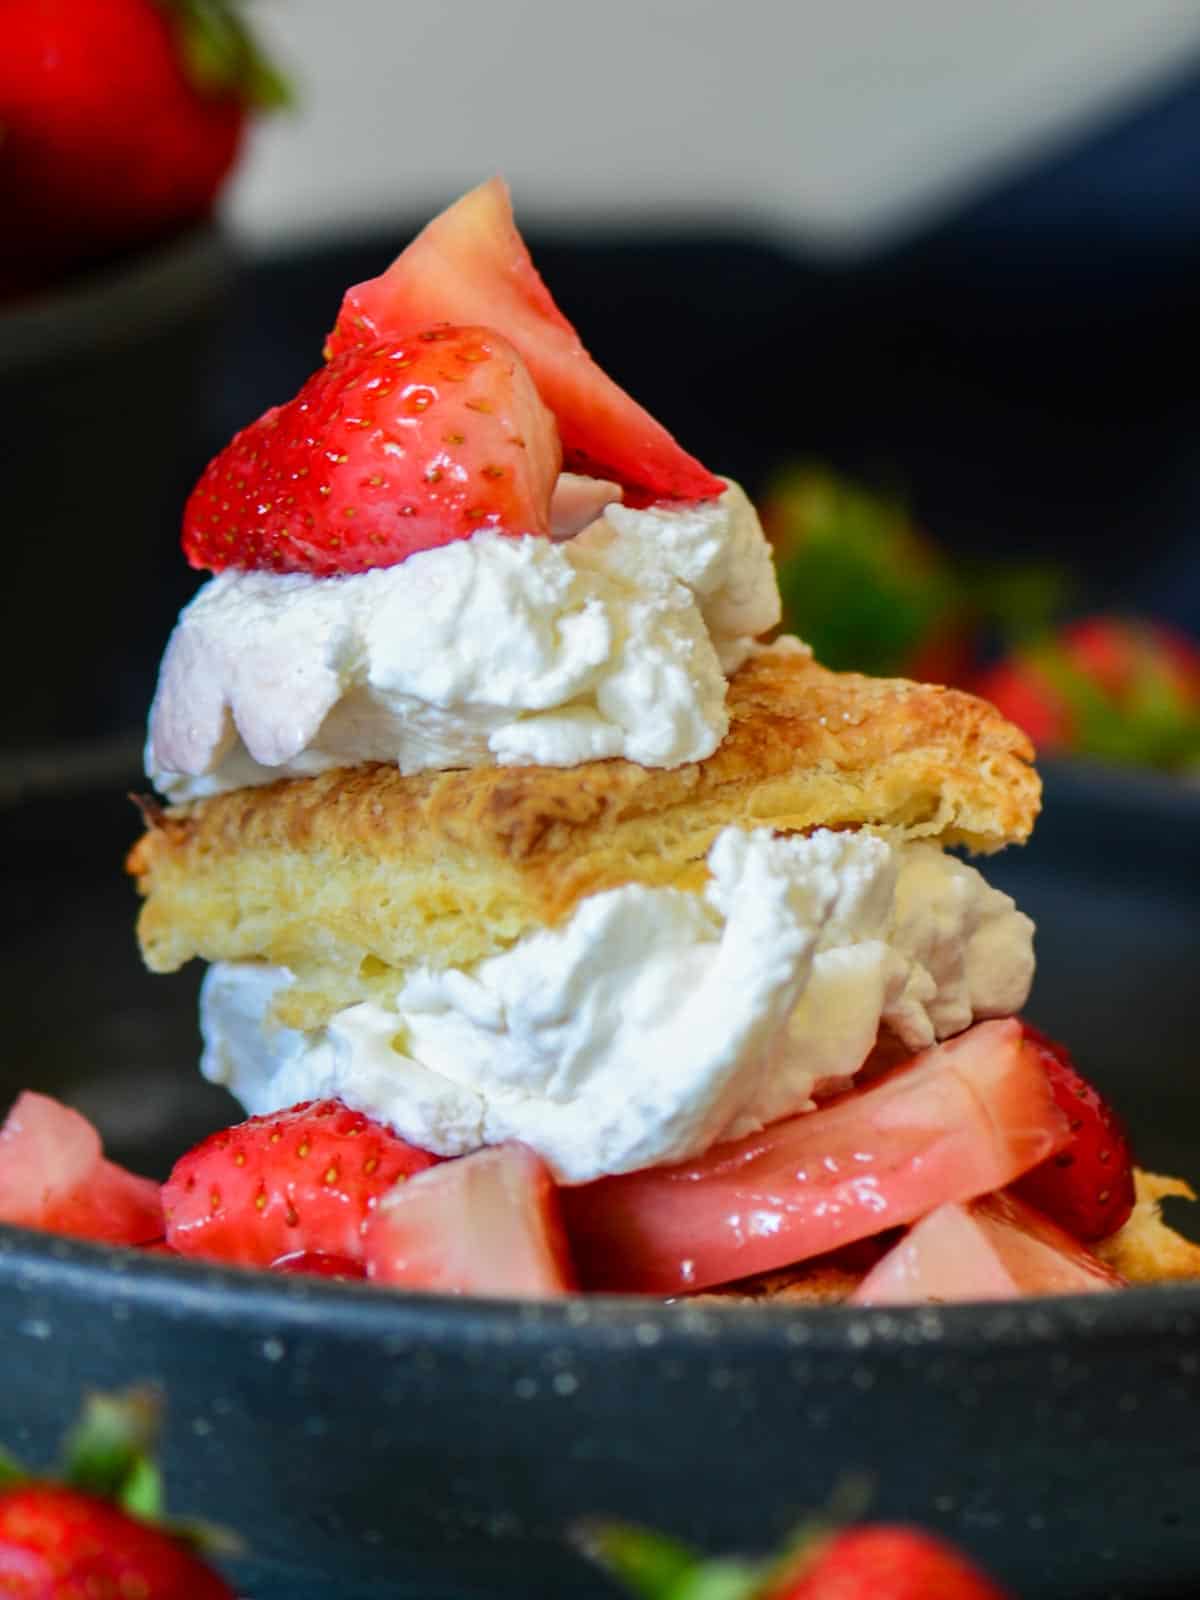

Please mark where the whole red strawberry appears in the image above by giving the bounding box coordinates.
[582,1515,1009,1600]
[0,1484,234,1598]
[182,325,563,575]
[0,0,287,292]
[0,1390,235,1598]
[1013,1023,1136,1241]
[768,1526,1008,1600]
[162,1098,441,1266]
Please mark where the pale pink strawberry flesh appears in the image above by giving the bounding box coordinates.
[325,177,724,507]
[364,1142,575,1299]
[0,1092,162,1245]
[0,1091,101,1223]
[850,1191,1125,1305]
[562,1019,1070,1295]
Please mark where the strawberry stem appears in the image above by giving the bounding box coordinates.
[161,0,292,110]
[576,1521,759,1600]
[61,1389,164,1519]
[0,1447,24,1490]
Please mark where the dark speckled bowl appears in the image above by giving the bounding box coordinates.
[2,751,1199,1600]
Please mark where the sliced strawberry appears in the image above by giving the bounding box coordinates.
[183,325,561,576]
[364,1143,575,1298]
[1012,1023,1136,1241]
[0,1092,161,1246]
[325,177,724,507]
[42,1161,163,1247]
[0,1091,100,1219]
[162,1099,440,1266]
[850,1192,1123,1306]
[561,1019,1069,1296]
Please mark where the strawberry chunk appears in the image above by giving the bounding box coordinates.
[0,1092,161,1246]
[363,1143,575,1299]
[850,1192,1124,1305]
[183,325,561,576]
[162,1099,440,1267]
[562,1019,1069,1295]
[272,1251,366,1280]
[1012,1023,1136,1240]
[325,177,724,507]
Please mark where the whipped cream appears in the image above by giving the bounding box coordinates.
[199,830,1035,1184]
[147,480,780,801]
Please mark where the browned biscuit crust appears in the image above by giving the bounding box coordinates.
[128,645,1039,987]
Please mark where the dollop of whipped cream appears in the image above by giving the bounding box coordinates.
[147,478,780,801]
[199,829,1035,1184]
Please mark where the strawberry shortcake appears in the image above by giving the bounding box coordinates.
[108,179,1197,1301]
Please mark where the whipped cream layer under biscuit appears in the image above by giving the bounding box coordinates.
[198,829,1035,1183]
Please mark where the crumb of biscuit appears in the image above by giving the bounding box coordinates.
[1095,1169,1200,1284]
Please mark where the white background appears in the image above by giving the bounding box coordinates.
[228,0,1200,255]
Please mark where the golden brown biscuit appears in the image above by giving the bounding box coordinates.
[128,645,1039,1014]
[1095,1170,1200,1284]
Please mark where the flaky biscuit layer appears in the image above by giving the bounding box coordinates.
[128,646,1039,1012]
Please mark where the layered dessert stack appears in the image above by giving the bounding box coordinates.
[125,180,1175,1300]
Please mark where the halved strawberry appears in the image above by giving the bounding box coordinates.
[1012,1024,1136,1241]
[363,1143,575,1298]
[561,1020,1069,1295]
[183,325,561,575]
[850,1192,1124,1306]
[0,1092,161,1246]
[162,1099,440,1266]
[325,177,724,507]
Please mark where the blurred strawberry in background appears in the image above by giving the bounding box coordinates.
[762,464,1065,684]
[765,465,1200,773]
[0,0,287,297]
[976,617,1200,772]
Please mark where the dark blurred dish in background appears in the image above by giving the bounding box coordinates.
[0,0,286,744]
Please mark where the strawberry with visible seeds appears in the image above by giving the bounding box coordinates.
[162,1098,440,1266]
[1012,1023,1136,1241]
[0,1389,236,1598]
[581,1515,1009,1600]
[183,325,562,575]
[325,177,724,508]
[272,1250,366,1279]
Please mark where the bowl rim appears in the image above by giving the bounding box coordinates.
[4,1222,1199,1357]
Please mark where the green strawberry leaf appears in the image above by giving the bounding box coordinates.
[61,1388,164,1518]
[164,0,293,110]
[767,466,955,677]
[0,1446,25,1490]
[576,1520,760,1600]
